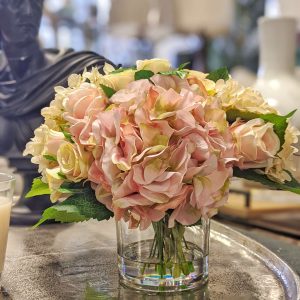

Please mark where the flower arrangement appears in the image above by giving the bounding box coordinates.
[24,58,300,290]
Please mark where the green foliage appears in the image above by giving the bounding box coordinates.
[233,168,300,195]
[33,205,88,228]
[206,67,229,82]
[43,154,57,162]
[99,84,116,98]
[57,172,67,179]
[177,62,190,70]
[33,183,114,228]
[110,66,136,74]
[25,178,51,198]
[159,69,189,79]
[59,125,74,143]
[58,181,84,194]
[134,69,155,80]
[226,109,296,147]
[134,62,191,81]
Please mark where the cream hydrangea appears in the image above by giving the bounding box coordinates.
[23,124,49,162]
[82,67,103,86]
[278,124,300,169]
[41,86,69,130]
[215,79,277,114]
[265,124,300,183]
[67,73,83,88]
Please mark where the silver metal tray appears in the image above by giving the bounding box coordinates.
[1,220,299,299]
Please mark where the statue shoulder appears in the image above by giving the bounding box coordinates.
[44,48,114,72]
[0,49,115,117]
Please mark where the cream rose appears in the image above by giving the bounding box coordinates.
[230,118,280,167]
[100,69,135,91]
[23,125,65,172]
[57,142,92,182]
[215,79,277,114]
[136,58,171,74]
[44,167,64,202]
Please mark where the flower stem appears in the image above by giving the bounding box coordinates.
[141,216,193,279]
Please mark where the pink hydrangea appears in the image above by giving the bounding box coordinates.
[83,74,237,228]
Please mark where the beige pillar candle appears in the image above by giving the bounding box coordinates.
[0,197,11,275]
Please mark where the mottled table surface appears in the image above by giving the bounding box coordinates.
[1,219,299,300]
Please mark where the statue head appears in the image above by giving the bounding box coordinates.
[0,0,43,44]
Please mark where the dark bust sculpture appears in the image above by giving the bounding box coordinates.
[0,0,114,223]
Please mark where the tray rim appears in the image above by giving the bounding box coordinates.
[211,220,300,300]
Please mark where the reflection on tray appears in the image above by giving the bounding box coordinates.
[220,180,300,237]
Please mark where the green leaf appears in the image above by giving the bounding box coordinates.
[25,178,51,198]
[33,184,114,227]
[59,126,74,143]
[110,66,136,74]
[233,168,300,195]
[158,62,190,79]
[57,187,83,194]
[178,62,190,70]
[57,172,67,179]
[99,84,116,98]
[226,109,296,147]
[159,69,189,79]
[33,206,88,228]
[134,69,155,80]
[206,67,229,82]
[43,154,57,162]
[58,181,85,194]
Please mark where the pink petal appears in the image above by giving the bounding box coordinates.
[113,193,154,208]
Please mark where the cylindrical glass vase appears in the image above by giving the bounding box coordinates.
[116,216,210,293]
[0,173,15,280]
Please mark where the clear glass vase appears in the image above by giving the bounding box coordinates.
[116,216,210,293]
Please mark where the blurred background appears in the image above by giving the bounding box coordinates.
[38,0,300,73]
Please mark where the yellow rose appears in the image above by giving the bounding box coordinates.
[136,58,171,74]
[57,142,92,182]
[100,69,135,91]
[187,70,216,95]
